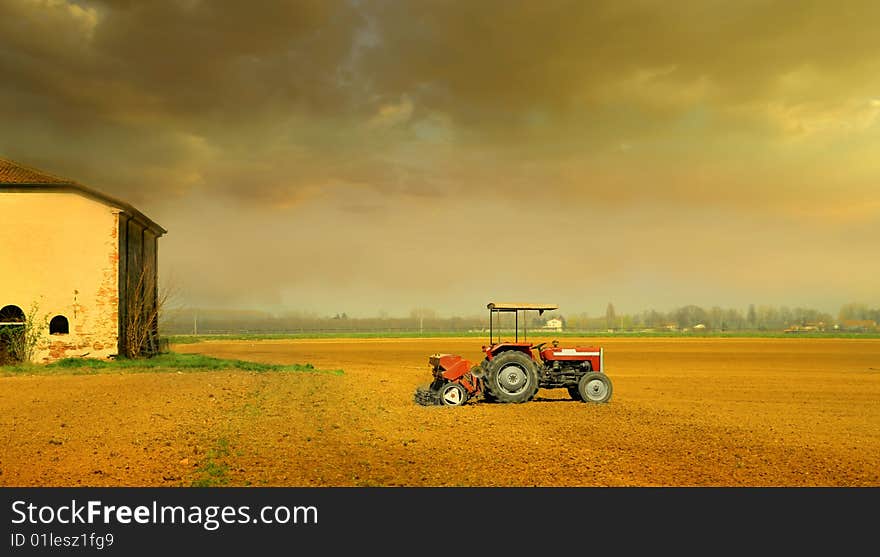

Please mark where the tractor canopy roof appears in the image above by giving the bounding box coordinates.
[487,302,559,314]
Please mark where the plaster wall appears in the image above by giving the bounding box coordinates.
[0,192,120,361]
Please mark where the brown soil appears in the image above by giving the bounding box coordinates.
[1,337,879,487]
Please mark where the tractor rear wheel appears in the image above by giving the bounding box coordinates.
[484,351,539,403]
[439,382,467,406]
[577,372,612,403]
[475,359,496,402]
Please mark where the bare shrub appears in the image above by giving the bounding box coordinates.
[124,261,174,359]
[0,300,49,364]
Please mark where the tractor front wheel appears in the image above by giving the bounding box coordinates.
[484,351,539,403]
[577,372,612,403]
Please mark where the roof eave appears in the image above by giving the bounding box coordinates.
[1,183,166,236]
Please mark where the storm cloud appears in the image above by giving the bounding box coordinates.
[2,0,878,316]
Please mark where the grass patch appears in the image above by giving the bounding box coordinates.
[191,438,232,487]
[0,351,344,376]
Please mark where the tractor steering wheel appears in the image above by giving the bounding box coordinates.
[532,342,547,351]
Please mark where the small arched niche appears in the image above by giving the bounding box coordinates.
[50,315,70,335]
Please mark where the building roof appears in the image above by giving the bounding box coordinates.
[0,158,72,184]
[0,157,166,235]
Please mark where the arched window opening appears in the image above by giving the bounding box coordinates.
[0,305,26,365]
[0,305,25,324]
[50,315,70,335]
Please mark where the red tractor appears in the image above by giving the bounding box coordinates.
[414,302,613,406]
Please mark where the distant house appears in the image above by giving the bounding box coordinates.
[543,318,564,332]
[840,320,878,332]
[784,322,825,333]
[0,157,166,363]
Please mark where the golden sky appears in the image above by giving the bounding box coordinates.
[1,0,878,316]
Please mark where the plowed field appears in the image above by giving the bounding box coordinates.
[2,337,879,486]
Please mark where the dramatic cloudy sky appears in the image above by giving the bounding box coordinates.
[2,0,878,317]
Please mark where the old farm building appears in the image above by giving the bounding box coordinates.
[0,157,166,363]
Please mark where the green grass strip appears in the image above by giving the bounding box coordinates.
[0,351,343,376]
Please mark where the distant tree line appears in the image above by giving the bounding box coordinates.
[837,302,880,322]
[162,308,487,335]
[585,303,837,331]
[160,302,879,335]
